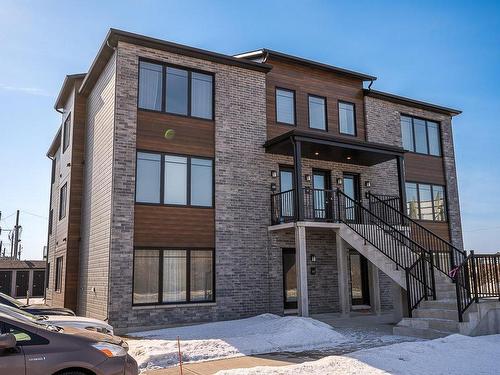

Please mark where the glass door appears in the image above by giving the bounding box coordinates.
[313,170,330,219]
[279,168,294,219]
[343,173,360,221]
[349,250,370,306]
[282,248,297,309]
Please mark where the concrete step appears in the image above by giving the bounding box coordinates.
[414,308,459,321]
[435,290,457,300]
[393,325,453,339]
[398,317,459,332]
[420,299,457,310]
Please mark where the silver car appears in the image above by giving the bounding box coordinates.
[0,303,113,335]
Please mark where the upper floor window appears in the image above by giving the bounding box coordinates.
[401,115,441,156]
[55,256,63,292]
[276,88,295,125]
[48,209,53,235]
[138,60,214,120]
[338,101,356,135]
[308,95,327,131]
[135,151,213,207]
[59,183,67,220]
[406,182,447,221]
[62,115,71,152]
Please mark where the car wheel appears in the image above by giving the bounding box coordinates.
[58,371,91,375]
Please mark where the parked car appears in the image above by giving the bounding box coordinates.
[0,292,75,316]
[0,312,137,375]
[0,303,113,335]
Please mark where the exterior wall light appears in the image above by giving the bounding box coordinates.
[365,181,371,187]
[337,178,343,185]
[305,174,311,182]
[310,254,316,262]
[271,170,277,178]
[271,183,276,192]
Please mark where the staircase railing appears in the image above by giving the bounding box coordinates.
[367,192,467,278]
[336,190,436,312]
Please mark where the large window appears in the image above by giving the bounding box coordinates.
[406,182,447,221]
[338,101,356,135]
[138,60,214,120]
[135,152,213,207]
[401,115,441,156]
[276,88,295,125]
[308,95,327,131]
[59,183,67,220]
[62,115,71,152]
[133,249,214,305]
[55,256,63,292]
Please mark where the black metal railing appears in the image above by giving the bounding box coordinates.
[367,192,466,278]
[271,189,295,225]
[407,254,435,317]
[474,254,500,299]
[454,252,476,322]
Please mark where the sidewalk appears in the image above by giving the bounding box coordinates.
[144,354,308,375]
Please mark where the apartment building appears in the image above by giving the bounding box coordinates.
[45,29,465,334]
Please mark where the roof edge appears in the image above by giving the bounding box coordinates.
[364,89,462,116]
[46,126,62,158]
[54,73,86,110]
[235,48,377,82]
[80,29,272,96]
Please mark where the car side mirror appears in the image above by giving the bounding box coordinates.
[0,334,16,349]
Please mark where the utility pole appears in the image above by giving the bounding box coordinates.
[13,210,20,260]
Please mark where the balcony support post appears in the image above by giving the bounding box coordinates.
[295,223,309,317]
[396,156,407,214]
[292,138,304,221]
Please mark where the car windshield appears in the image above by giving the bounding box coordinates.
[0,292,24,308]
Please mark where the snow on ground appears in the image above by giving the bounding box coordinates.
[126,314,345,372]
[217,334,500,375]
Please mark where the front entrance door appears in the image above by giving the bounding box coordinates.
[15,271,29,298]
[349,251,370,306]
[282,248,297,310]
[0,271,12,295]
[279,168,295,219]
[313,170,331,220]
[343,173,360,221]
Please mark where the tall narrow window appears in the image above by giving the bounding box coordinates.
[133,250,159,304]
[191,72,213,119]
[413,119,428,154]
[138,61,163,111]
[136,152,161,203]
[55,256,63,292]
[62,115,71,152]
[166,67,188,115]
[51,158,56,184]
[48,209,53,235]
[191,158,213,206]
[427,121,441,156]
[401,116,414,151]
[59,183,67,220]
[308,95,326,130]
[276,88,295,125]
[190,250,214,302]
[339,102,356,135]
[162,250,187,303]
[406,183,419,219]
[418,184,433,220]
[432,185,446,221]
[164,155,188,205]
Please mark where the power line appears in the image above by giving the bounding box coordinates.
[0,212,16,222]
[20,210,48,220]
[464,225,500,233]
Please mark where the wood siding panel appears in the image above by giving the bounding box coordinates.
[134,205,215,248]
[137,110,214,157]
[266,58,366,141]
[404,153,446,185]
[415,221,450,242]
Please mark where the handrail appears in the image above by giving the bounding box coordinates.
[406,254,434,317]
[367,192,466,277]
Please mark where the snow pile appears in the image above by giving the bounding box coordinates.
[217,334,500,375]
[126,314,345,371]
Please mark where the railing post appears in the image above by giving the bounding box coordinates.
[455,269,463,322]
[429,251,436,300]
[292,139,304,221]
[336,189,341,223]
[405,267,412,318]
[421,256,428,301]
[470,251,479,303]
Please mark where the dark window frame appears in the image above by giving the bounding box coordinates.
[46,263,50,289]
[405,181,448,222]
[55,256,63,292]
[275,87,297,126]
[307,94,328,132]
[62,114,71,152]
[338,100,357,136]
[58,183,67,220]
[48,209,53,235]
[137,58,215,121]
[50,158,56,184]
[400,114,442,157]
[132,247,216,306]
[135,150,215,208]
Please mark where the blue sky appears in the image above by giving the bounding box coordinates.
[0,0,499,259]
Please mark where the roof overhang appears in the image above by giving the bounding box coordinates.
[235,49,377,82]
[364,89,461,116]
[80,29,272,96]
[264,130,404,166]
[54,73,86,110]
[46,126,62,158]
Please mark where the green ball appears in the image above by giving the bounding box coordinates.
[164,129,176,139]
